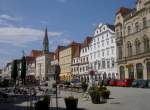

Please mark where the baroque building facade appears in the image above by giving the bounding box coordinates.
[89,23,117,80]
[115,0,150,80]
[72,37,92,81]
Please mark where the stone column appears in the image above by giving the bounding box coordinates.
[134,64,137,80]
[143,62,147,80]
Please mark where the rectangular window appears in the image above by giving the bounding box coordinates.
[107,60,110,68]
[107,40,109,45]
[127,26,131,34]
[102,51,104,57]
[98,51,100,57]
[102,42,104,47]
[111,39,113,43]
[111,48,114,54]
[118,46,122,59]
[112,59,115,68]
[107,49,109,55]
[143,17,147,28]
[90,54,92,59]
[102,60,105,69]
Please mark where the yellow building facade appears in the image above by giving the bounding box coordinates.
[59,42,81,81]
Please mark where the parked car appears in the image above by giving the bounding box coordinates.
[109,79,118,86]
[132,79,145,88]
[139,80,147,88]
[147,80,150,88]
[116,80,123,86]
[121,79,133,87]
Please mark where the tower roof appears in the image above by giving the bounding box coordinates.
[43,27,49,44]
[43,27,49,54]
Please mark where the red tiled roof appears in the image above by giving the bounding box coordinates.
[25,56,35,64]
[30,50,54,60]
[116,7,132,17]
[30,50,43,57]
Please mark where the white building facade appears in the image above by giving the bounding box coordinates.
[88,23,117,80]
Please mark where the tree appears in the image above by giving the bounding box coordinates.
[21,56,26,85]
[11,60,18,85]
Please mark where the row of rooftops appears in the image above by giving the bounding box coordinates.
[53,36,92,60]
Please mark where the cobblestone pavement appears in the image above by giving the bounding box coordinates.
[0,87,150,110]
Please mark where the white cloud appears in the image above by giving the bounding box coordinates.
[0,14,22,21]
[0,26,63,46]
[0,19,13,26]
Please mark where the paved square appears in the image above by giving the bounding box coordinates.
[0,87,150,110]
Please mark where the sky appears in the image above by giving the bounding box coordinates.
[0,0,135,68]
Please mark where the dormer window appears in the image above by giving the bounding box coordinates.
[97,30,99,34]
[103,27,105,30]
[143,17,147,28]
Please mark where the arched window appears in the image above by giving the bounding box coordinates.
[143,36,149,52]
[136,63,143,79]
[108,73,111,79]
[135,39,140,54]
[127,41,132,56]
[147,62,150,80]
[120,66,125,80]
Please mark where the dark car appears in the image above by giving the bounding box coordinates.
[147,80,150,88]
[132,79,146,88]
[139,80,147,88]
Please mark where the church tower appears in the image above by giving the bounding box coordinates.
[43,27,49,54]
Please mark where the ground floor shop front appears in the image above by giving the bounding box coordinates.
[118,58,150,80]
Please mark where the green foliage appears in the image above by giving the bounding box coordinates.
[88,86,111,104]
[81,81,88,92]
[21,56,26,84]
[21,56,26,79]
[11,60,18,81]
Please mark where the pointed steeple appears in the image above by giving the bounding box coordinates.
[43,27,49,54]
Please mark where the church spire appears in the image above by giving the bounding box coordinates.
[43,27,49,54]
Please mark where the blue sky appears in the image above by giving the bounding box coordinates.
[0,0,135,68]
